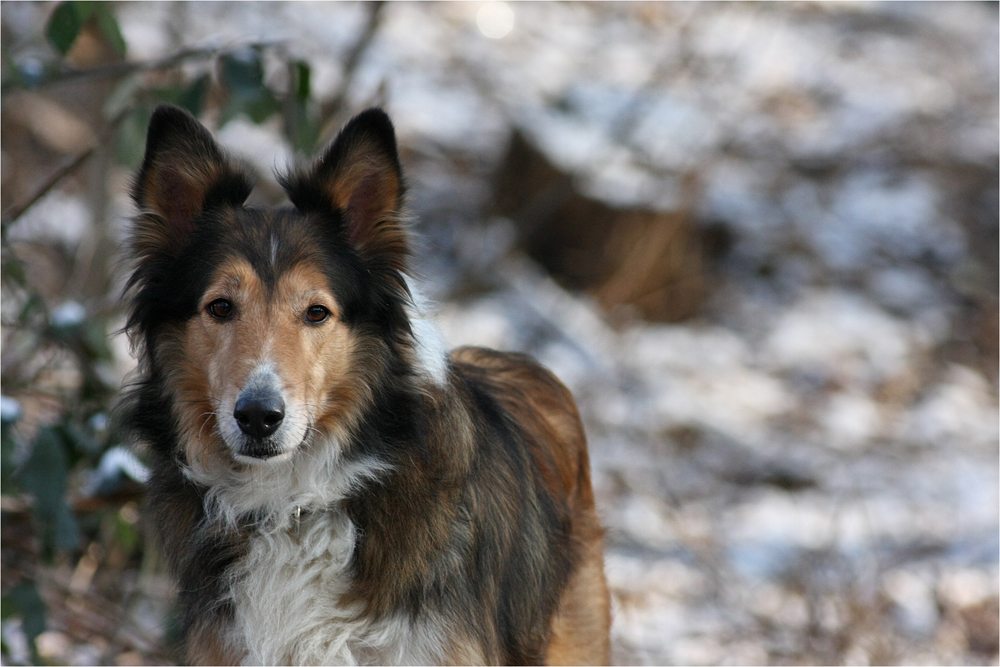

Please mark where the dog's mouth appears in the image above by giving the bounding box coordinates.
[221,412,309,465]
[236,438,286,462]
[220,367,314,464]
[231,428,313,465]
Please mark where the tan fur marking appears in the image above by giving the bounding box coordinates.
[449,347,592,505]
[272,263,359,431]
[544,538,612,666]
[326,154,399,216]
[319,143,405,266]
[169,256,359,465]
[449,347,611,664]
[143,156,222,213]
[136,154,227,254]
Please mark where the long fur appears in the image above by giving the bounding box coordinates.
[118,104,610,665]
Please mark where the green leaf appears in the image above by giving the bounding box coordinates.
[245,91,281,124]
[45,2,93,55]
[219,88,280,127]
[295,60,311,101]
[2,44,28,89]
[286,98,320,153]
[3,581,46,665]
[1,419,19,491]
[114,511,140,555]
[46,2,82,55]
[178,75,210,116]
[154,75,210,117]
[62,421,101,461]
[53,504,80,551]
[19,427,79,556]
[217,47,286,126]
[93,5,127,57]
[0,250,27,288]
[18,294,46,325]
[82,320,113,362]
[114,106,151,168]
[220,48,265,96]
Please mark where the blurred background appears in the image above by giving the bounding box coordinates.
[1,2,997,664]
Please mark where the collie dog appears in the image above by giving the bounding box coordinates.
[118,104,610,665]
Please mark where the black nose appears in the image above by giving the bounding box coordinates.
[233,390,285,439]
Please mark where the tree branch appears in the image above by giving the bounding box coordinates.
[1,38,287,229]
[317,2,386,142]
[24,40,284,88]
[1,107,130,230]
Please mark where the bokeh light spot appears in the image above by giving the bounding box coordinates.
[477,1,514,40]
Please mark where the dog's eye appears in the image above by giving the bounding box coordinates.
[305,305,330,324]
[207,299,234,320]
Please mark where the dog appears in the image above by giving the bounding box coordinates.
[118,104,611,665]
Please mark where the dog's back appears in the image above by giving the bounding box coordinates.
[451,347,611,664]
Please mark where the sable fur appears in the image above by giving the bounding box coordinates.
[118,104,610,665]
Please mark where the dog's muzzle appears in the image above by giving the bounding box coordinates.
[234,382,286,459]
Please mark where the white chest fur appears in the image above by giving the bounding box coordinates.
[224,510,449,666]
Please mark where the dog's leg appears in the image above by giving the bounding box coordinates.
[543,535,612,666]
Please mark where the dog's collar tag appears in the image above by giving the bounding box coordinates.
[294,505,302,536]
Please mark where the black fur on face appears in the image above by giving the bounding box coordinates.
[125,105,412,358]
[120,105,417,463]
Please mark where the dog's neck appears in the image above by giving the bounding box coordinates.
[184,434,393,534]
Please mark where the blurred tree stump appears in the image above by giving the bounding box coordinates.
[492,129,705,323]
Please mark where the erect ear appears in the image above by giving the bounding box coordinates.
[131,104,253,256]
[280,108,407,268]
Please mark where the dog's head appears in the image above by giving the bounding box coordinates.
[127,105,414,468]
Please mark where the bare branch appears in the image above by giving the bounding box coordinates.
[317,2,386,143]
[22,40,285,88]
[1,149,95,229]
[0,37,286,229]
[1,107,130,230]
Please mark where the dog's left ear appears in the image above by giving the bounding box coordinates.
[131,104,254,257]
[280,108,406,269]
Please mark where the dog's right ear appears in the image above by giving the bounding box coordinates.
[131,105,253,256]
[279,109,406,271]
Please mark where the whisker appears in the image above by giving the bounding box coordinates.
[175,397,224,406]
[198,411,217,442]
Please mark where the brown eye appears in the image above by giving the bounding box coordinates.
[305,305,330,324]
[207,299,234,320]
